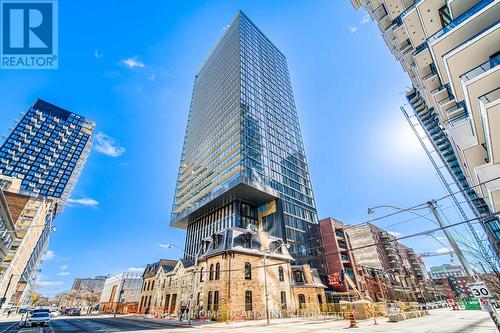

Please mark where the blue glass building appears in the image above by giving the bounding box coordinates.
[171,12,323,269]
[0,99,95,210]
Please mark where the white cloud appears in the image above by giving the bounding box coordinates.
[348,26,359,33]
[360,14,370,25]
[67,198,99,206]
[94,49,103,58]
[60,265,68,270]
[127,267,144,273]
[37,280,64,288]
[58,272,70,276]
[158,243,173,249]
[42,250,56,261]
[388,231,401,237]
[94,132,126,157]
[435,247,452,254]
[121,57,145,69]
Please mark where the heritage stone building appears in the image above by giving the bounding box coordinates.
[139,228,326,320]
[139,259,177,314]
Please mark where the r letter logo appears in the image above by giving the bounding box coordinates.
[1,0,58,69]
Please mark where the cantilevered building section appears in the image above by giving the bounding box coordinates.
[351,0,500,255]
[171,12,322,268]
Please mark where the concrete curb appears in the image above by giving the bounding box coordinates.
[114,316,193,328]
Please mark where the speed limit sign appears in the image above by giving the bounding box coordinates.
[468,282,492,298]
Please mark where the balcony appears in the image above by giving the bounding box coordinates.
[428,0,499,85]
[341,254,350,262]
[460,53,500,83]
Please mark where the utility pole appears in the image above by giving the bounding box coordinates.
[427,200,473,277]
[187,249,201,325]
[113,275,126,318]
[263,254,270,325]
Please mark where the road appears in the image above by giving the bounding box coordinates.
[0,309,496,332]
[0,316,186,332]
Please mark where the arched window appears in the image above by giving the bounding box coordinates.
[298,294,306,309]
[245,290,252,311]
[215,263,220,280]
[209,264,214,281]
[244,262,252,280]
[207,291,213,311]
[200,267,204,282]
[278,266,284,282]
[214,291,219,311]
[280,291,287,309]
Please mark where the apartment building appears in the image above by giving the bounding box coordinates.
[345,223,426,301]
[318,218,360,292]
[350,0,500,255]
[428,263,466,279]
[170,11,323,269]
[0,188,16,263]
[0,99,95,309]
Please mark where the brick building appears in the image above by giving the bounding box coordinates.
[139,227,326,320]
[318,218,359,293]
[99,273,142,314]
[345,223,426,301]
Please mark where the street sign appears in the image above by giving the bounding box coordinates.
[468,282,492,298]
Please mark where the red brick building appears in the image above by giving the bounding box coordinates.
[319,218,359,292]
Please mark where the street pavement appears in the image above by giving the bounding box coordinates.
[0,309,496,332]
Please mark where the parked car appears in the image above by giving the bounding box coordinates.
[49,309,61,317]
[26,311,50,327]
[67,308,81,316]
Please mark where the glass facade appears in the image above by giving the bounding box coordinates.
[0,99,95,209]
[172,12,323,268]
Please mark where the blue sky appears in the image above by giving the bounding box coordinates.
[0,0,473,296]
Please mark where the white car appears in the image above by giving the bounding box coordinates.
[49,310,61,317]
[26,311,50,327]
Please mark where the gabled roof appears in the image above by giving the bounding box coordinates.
[143,259,177,278]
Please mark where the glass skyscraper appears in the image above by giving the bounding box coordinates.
[0,99,95,210]
[171,12,323,268]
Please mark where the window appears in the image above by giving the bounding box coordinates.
[214,291,219,311]
[293,270,304,283]
[215,263,220,280]
[243,233,252,248]
[200,267,204,282]
[244,262,252,280]
[280,291,287,309]
[317,294,323,306]
[209,264,214,281]
[245,290,252,311]
[207,291,213,311]
[298,294,306,309]
[196,292,201,305]
[278,266,284,282]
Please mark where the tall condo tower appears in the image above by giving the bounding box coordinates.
[171,12,323,268]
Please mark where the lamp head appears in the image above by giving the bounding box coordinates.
[368,208,375,216]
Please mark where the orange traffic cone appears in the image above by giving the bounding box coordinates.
[347,311,358,328]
